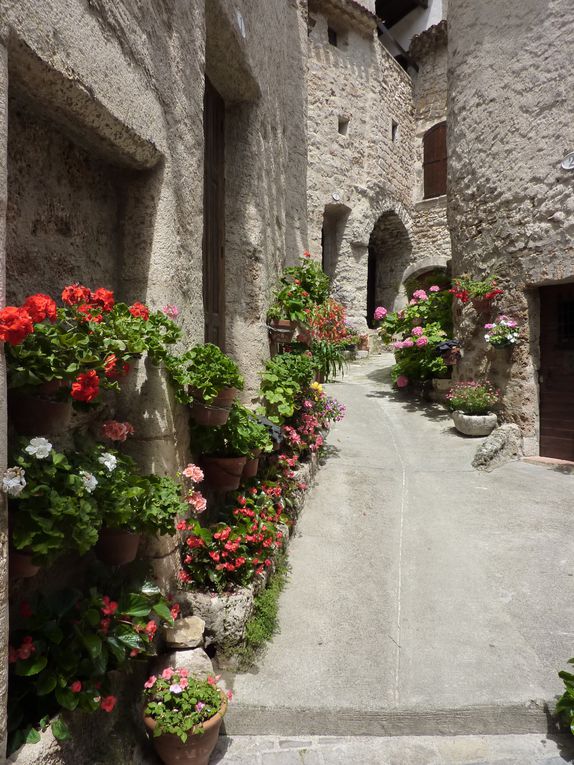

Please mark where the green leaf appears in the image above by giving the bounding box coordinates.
[79,632,102,660]
[55,686,79,711]
[51,718,72,741]
[121,593,152,617]
[25,728,41,744]
[36,671,58,696]
[15,655,48,676]
[152,601,173,623]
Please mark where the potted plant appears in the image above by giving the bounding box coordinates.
[191,402,268,491]
[2,438,101,575]
[166,344,244,426]
[446,381,500,436]
[484,316,520,348]
[237,406,274,478]
[257,352,317,425]
[449,274,504,310]
[143,670,230,765]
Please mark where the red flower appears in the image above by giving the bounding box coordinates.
[101,596,118,616]
[77,303,103,323]
[23,293,57,323]
[129,302,150,321]
[170,603,180,620]
[71,370,100,402]
[0,306,34,345]
[62,283,92,306]
[8,646,18,663]
[104,354,118,378]
[145,621,157,639]
[70,681,82,693]
[99,618,111,634]
[303,251,311,258]
[17,636,36,660]
[91,288,115,311]
[484,289,504,300]
[19,601,33,618]
[100,695,117,713]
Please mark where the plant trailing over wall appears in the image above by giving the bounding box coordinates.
[165,343,244,405]
[446,381,500,415]
[258,352,317,424]
[8,579,175,754]
[449,274,504,304]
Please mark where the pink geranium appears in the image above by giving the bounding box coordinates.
[393,341,404,350]
[415,336,428,347]
[373,306,387,321]
[412,326,424,336]
[162,304,179,318]
[144,675,157,689]
[412,289,428,301]
[396,375,409,388]
[182,464,204,483]
[429,285,440,292]
[402,338,414,348]
[188,491,207,514]
[101,420,134,442]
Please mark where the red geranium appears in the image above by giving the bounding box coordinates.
[71,370,100,402]
[77,303,103,323]
[62,283,92,306]
[23,293,57,323]
[129,302,150,321]
[0,306,34,345]
[91,288,115,311]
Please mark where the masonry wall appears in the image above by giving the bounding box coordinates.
[306,3,415,325]
[448,0,574,454]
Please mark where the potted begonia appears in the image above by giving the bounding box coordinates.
[2,438,101,576]
[166,343,244,426]
[446,381,500,436]
[143,671,230,765]
[484,316,520,348]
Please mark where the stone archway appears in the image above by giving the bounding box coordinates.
[367,210,412,326]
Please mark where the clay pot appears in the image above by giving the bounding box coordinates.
[200,456,247,492]
[144,694,227,765]
[9,550,41,579]
[242,450,261,479]
[95,528,141,566]
[296,328,312,346]
[471,297,492,313]
[451,411,497,437]
[358,335,369,351]
[268,319,296,344]
[190,388,237,427]
[8,382,72,436]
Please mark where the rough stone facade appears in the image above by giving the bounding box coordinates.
[447,0,574,454]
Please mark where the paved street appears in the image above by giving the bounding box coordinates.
[217,355,574,761]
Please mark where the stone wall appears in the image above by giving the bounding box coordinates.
[447,0,574,454]
[306,0,415,325]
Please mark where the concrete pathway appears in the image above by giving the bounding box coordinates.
[219,355,574,758]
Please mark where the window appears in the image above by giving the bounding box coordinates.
[423,122,447,199]
[338,116,349,136]
[391,120,398,142]
[328,26,338,46]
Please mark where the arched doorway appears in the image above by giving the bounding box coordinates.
[367,211,412,327]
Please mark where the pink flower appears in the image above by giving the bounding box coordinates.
[169,683,183,694]
[484,323,496,329]
[396,375,409,388]
[412,289,428,301]
[162,668,175,680]
[144,675,157,689]
[100,695,117,713]
[162,304,179,318]
[188,491,207,513]
[101,420,134,442]
[393,341,404,350]
[373,306,387,321]
[195,701,206,712]
[182,464,204,483]
[70,681,82,693]
[226,689,234,701]
[207,674,221,686]
[415,336,428,347]
[402,338,414,348]
[412,326,424,336]
[429,285,440,292]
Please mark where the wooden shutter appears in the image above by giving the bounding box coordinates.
[423,122,447,199]
[203,78,226,348]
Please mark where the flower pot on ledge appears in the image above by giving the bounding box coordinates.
[9,549,41,579]
[8,382,72,436]
[200,455,247,492]
[268,319,296,344]
[96,527,141,566]
[242,449,261,479]
[189,387,237,427]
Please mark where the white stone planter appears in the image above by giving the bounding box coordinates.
[451,411,497,437]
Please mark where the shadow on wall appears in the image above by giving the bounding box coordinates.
[367,210,412,324]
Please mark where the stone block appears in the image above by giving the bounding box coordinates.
[472,424,523,472]
[177,587,255,649]
[163,615,205,649]
[153,647,214,679]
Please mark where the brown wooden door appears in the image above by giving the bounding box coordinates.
[539,284,574,460]
[423,122,447,199]
[203,78,225,348]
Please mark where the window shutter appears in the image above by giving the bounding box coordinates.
[423,122,447,199]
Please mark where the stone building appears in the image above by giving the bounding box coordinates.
[448,0,574,458]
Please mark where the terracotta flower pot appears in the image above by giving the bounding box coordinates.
[96,528,141,566]
[200,456,247,492]
[268,319,296,344]
[9,550,41,579]
[189,387,237,427]
[144,695,227,765]
[471,297,492,313]
[296,328,312,346]
[242,450,261,479]
[8,381,72,436]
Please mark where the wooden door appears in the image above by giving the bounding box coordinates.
[539,284,574,459]
[203,78,225,348]
[367,248,376,328]
[423,122,447,199]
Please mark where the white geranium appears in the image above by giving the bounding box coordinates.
[24,437,53,460]
[80,470,98,493]
[98,452,117,472]
[2,467,26,497]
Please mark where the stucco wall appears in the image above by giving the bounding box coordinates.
[447,0,574,453]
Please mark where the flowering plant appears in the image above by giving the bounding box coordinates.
[2,285,180,402]
[8,581,175,754]
[449,275,504,304]
[556,657,574,735]
[166,343,244,405]
[191,402,273,459]
[267,254,330,323]
[144,670,229,742]
[3,438,101,565]
[258,352,317,424]
[305,299,349,343]
[446,381,499,415]
[484,316,520,347]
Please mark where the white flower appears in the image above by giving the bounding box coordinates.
[484,334,491,341]
[80,470,98,493]
[24,437,53,460]
[2,467,26,496]
[98,452,117,472]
